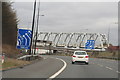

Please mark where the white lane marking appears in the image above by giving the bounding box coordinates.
[116,71,120,73]
[47,57,67,80]
[106,66,113,70]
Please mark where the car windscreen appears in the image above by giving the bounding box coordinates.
[75,52,86,55]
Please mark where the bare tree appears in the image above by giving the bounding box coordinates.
[2,2,18,46]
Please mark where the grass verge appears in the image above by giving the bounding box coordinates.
[1,58,30,70]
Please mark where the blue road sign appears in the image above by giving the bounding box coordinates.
[17,29,32,49]
[85,40,95,49]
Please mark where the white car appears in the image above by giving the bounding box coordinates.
[72,51,89,64]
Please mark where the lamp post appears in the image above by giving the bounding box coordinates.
[108,24,110,47]
[29,0,37,55]
[108,22,118,47]
[33,0,44,55]
[79,28,88,32]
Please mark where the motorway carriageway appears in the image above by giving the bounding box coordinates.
[2,55,119,79]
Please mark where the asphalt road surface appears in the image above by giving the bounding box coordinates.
[3,56,63,78]
[53,56,119,78]
[2,55,119,79]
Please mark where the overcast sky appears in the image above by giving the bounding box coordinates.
[12,2,118,45]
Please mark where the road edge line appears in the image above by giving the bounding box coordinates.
[47,57,67,80]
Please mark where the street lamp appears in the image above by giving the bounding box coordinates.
[33,0,44,55]
[80,28,88,31]
[29,0,37,55]
[33,14,44,55]
[39,15,44,16]
[108,22,118,47]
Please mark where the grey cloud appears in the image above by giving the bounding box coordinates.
[13,2,118,45]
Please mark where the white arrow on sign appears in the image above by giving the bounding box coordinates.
[17,39,22,46]
[25,33,31,46]
[23,35,27,46]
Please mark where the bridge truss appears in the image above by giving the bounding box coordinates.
[36,32,108,51]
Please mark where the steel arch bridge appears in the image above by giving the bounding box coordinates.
[35,32,108,51]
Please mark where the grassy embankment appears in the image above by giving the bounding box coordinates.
[89,51,119,60]
[1,44,30,70]
[1,2,32,70]
[1,58,30,70]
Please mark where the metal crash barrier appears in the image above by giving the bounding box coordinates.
[17,55,40,61]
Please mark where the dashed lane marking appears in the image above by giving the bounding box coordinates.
[106,66,113,70]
